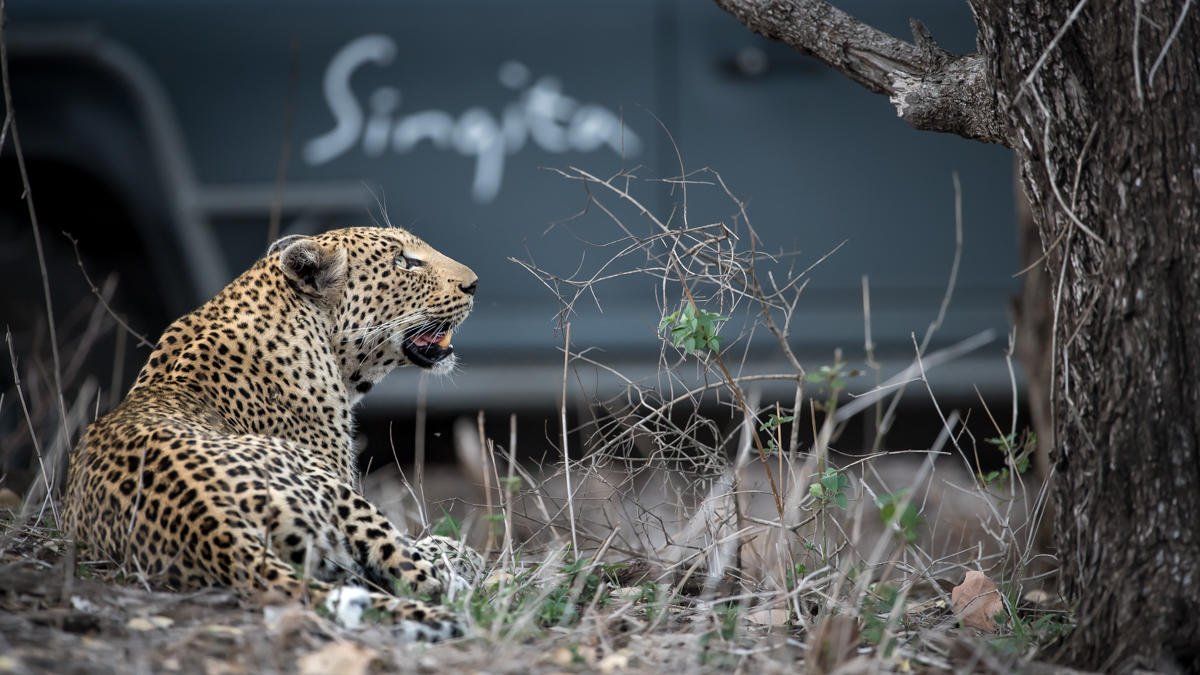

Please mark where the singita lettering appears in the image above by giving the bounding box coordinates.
[303,35,643,203]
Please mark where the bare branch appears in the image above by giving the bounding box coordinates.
[712,0,1009,145]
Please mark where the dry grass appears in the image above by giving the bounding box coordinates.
[0,110,1074,672]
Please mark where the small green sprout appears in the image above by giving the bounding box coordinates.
[431,512,462,538]
[809,468,851,510]
[759,412,795,456]
[979,429,1036,487]
[498,476,523,494]
[659,301,728,354]
[860,583,901,653]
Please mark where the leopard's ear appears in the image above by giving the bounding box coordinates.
[276,237,348,297]
[266,233,309,256]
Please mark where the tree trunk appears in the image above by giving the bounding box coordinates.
[971,1,1200,670]
[714,0,1200,670]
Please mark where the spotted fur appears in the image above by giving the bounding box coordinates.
[62,227,482,640]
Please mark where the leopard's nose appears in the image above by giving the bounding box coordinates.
[459,279,478,296]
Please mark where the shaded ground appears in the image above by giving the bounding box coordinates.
[1,511,1078,675]
[0,523,801,675]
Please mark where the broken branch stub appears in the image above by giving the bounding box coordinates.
[712,0,1009,145]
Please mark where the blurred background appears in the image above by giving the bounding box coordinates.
[1,0,1022,491]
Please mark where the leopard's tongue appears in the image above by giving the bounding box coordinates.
[411,330,453,348]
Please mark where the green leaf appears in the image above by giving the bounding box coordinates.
[986,433,1016,449]
[879,502,895,524]
[876,491,922,544]
[432,513,462,538]
[833,492,848,510]
[809,483,824,499]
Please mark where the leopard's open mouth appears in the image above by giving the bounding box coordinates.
[401,326,455,369]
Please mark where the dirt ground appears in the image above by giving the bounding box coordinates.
[3,514,1065,675]
[0,523,803,675]
[0,452,1076,675]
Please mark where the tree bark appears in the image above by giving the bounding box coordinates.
[971,1,1200,670]
[714,0,1200,670]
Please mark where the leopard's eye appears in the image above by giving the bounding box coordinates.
[395,252,425,270]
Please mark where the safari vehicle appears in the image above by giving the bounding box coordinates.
[4,0,1017,416]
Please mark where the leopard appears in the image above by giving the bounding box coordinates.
[62,226,484,641]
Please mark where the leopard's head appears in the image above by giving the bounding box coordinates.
[271,226,477,397]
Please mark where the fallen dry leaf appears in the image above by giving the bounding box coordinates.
[806,614,861,675]
[608,586,643,603]
[297,642,379,675]
[0,488,21,511]
[483,571,515,589]
[745,608,791,626]
[951,571,1005,631]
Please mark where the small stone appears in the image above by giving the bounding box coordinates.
[0,488,21,511]
[549,647,577,666]
[201,624,243,640]
[70,596,100,613]
[126,616,173,631]
[297,643,378,675]
[598,650,632,673]
[1023,589,1053,605]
